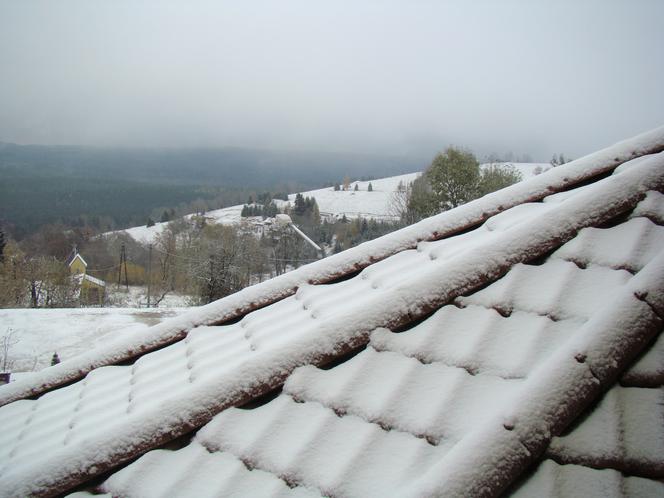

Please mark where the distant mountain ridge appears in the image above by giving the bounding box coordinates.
[0,142,423,237]
[0,142,422,187]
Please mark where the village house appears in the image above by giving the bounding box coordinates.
[65,248,106,306]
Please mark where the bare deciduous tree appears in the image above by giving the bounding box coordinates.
[1,328,20,373]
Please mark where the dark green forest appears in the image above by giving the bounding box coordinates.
[0,142,421,237]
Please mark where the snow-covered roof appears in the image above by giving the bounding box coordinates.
[83,274,106,288]
[65,251,87,268]
[1,126,663,497]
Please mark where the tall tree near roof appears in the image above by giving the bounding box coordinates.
[403,147,522,223]
[427,147,481,209]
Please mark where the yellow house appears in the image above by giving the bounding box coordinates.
[66,248,106,305]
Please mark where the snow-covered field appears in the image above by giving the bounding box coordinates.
[106,285,195,308]
[483,162,551,178]
[108,164,550,244]
[1,307,189,376]
[110,204,244,245]
[280,172,421,221]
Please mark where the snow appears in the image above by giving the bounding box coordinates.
[94,242,656,498]
[4,142,664,411]
[108,163,552,246]
[83,273,106,287]
[108,124,664,248]
[283,172,420,222]
[68,253,87,268]
[621,333,664,386]
[290,223,322,251]
[284,347,521,443]
[511,460,664,498]
[103,443,320,498]
[370,305,577,379]
[1,128,664,496]
[547,386,664,472]
[407,264,663,497]
[286,165,550,223]
[108,204,244,245]
[631,190,664,225]
[0,307,186,373]
[552,216,664,273]
[481,162,552,179]
[457,260,633,321]
[196,394,447,498]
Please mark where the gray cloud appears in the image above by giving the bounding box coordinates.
[1,0,662,161]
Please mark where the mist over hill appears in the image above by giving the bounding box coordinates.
[0,142,423,237]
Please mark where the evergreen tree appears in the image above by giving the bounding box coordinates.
[334,184,340,191]
[146,218,155,227]
[294,193,306,216]
[51,352,60,366]
[368,182,373,192]
[160,210,170,223]
[354,184,359,191]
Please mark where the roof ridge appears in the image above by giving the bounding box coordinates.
[407,250,664,498]
[2,126,663,406]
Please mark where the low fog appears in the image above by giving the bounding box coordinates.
[1,0,662,160]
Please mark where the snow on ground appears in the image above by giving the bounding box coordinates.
[108,164,550,244]
[482,162,552,179]
[0,307,188,375]
[288,165,549,222]
[106,286,195,308]
[109,205,244,245]
[281,172,420,221]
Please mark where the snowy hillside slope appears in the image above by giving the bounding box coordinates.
[110,164,550,244]
[278,172,421,221]
[112,205,244,245]
[483,162,552,178]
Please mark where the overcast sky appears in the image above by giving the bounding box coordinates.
[1,0,662,160]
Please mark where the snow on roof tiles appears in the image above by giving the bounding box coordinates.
[82,211,664,498]
[509,460,664,497]
[547,385,664,478]
[1,127,664,497]
[3,126,663,409]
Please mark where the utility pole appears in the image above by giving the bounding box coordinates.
[147,244,152,308]
[118,243,129,291]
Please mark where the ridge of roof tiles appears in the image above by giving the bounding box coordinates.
[2,126,664,407]
[62,191,664,498]
[0,127,663,498]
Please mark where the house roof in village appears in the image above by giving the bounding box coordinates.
[65,249,88,269]
[82,273,105,288]
[0,127,663,497]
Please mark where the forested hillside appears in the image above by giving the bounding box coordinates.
[0,142,421,237]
